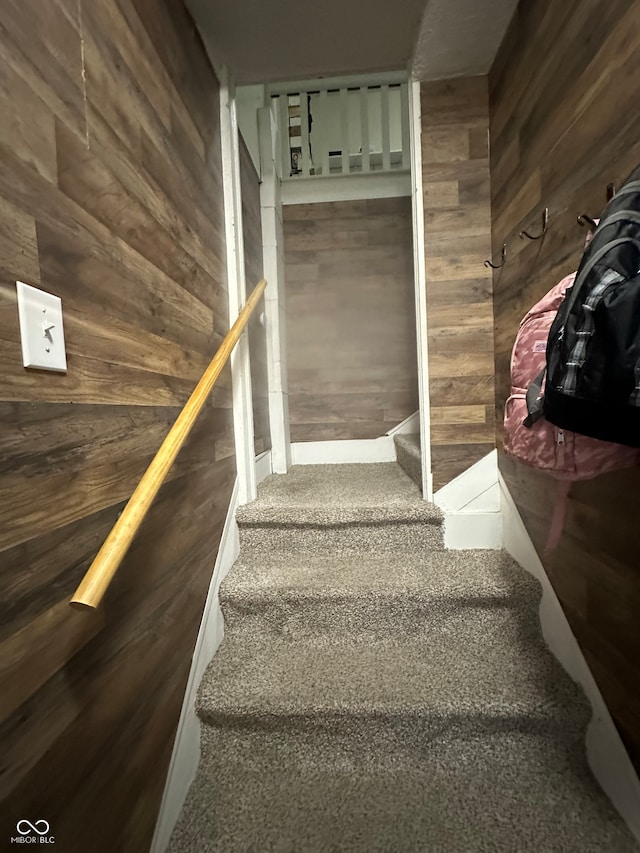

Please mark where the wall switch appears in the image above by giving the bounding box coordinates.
[16,281,68,372]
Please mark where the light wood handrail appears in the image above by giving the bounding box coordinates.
[70,279,267,611]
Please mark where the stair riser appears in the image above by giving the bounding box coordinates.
[219,596,540,639]
[195,709,587,751]
[395,441,422,489]
[238,521,444,554]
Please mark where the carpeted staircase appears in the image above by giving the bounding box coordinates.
[168,462,638,853]
[394,433,422,489]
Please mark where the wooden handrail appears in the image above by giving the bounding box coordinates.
[70,279,267,611]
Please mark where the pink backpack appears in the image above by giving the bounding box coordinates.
[504,271,640,552]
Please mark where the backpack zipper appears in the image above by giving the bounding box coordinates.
[556,429,566,466]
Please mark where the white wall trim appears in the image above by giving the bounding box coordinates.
[150,481,240,853]
[281,173,410,205]
[501,473,640,843]
[435,449,499,513]
[259,103,291,475]
[408,78,433,501]
[386,410,420,436]
[255,449,273,486]
[291,436,396,465]
[433,450,501,548]
[220,68,257,506]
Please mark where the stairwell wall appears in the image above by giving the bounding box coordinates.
[283,197,419,442]
[490,0,640,772]
[420,77,496,491]
[0,0,239,850]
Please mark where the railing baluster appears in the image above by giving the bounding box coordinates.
[400,83,410,170]
[320,89,330,177]
[340,87,350,175]
[360,87,370,173]
[278,95,290,179]
[300,90,311,177]
[381,84,391,172]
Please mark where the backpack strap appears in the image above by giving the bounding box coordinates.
[523,368,546,428]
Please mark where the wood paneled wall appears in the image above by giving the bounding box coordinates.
[0,1,235,850]
[283,197,418,442]
[421,77,495,490]
[239,136,270,456]
[490,0,640,770]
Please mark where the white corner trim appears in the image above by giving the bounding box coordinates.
[385,410,420,436]
[291,436,396,465]
[408,79,433,502]
[441,512,503,550]
[150,481,240,853]
[434,449,498,513]
[220,69,257,506]
[433,450,501,549]
[500,473,640,843]
[255,449,273,486]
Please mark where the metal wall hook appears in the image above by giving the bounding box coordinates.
[577,213,598,232]
[519,207,549,241]
[484,243,507,269]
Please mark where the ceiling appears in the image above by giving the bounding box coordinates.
[186,0,519,85]
[412,0,519,80]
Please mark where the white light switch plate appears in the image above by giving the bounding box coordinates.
[16,281,68,372]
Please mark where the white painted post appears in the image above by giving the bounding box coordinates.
[340,87,350,175]
[299,89,311,177]
[409,78,433,500]
[259,103,292,474]
[278,94,291,180]
[360,87,370,173]
[381,84,391,172]
[219,68,257,505]
[400,82,410,170]
[320,89,330,176]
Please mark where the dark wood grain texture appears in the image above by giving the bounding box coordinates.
[490,0,640,770]
[239,136,271,456]
[421,77,496,490]
[0,1,236,849]
[283,197,418,442]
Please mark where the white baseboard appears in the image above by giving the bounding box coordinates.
[385,411,420,436]
[434,450,502,549]
[150,481,240,853]
[291,436,396,465]
[500,473,640,842]
[255,450,272,486]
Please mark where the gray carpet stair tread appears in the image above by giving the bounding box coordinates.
[169,461,639,852]
[169,725,638,853]
[221,549,536,603]
[237,462,442,526]
[197,615,587,728]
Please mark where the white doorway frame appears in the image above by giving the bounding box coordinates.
[219,67,257,505]
[408,78,433,500]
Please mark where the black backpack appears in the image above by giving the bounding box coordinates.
[527,166,640,448]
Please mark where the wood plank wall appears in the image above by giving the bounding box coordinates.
[421,78,495,490]
[0,1,235,850]
[239,137,270,456]
[490,0,640,770]
[283,197,418,442]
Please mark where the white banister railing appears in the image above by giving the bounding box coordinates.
[269,74,410,181]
